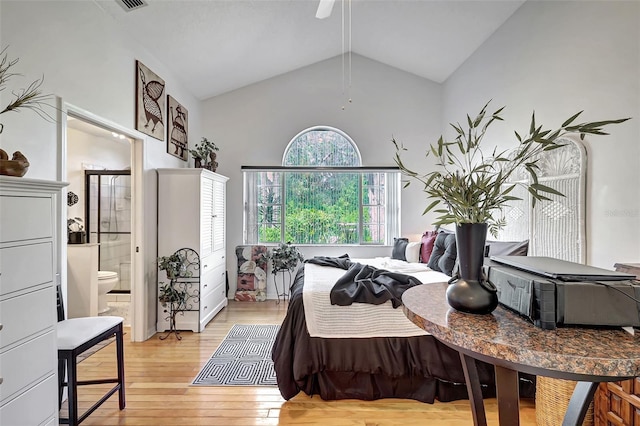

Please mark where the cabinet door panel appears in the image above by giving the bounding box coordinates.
[200,176,214,258]
[213,180,225,252]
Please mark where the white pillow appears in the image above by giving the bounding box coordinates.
[405,242,422,263]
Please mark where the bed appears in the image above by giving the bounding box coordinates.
[272,255,535,403]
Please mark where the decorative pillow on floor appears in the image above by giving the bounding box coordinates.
[427,232,457,276]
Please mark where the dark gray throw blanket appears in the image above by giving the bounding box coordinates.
[306,255,423,308]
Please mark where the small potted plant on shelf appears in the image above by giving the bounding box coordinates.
[67,217,86,244]
[263,242,304,304]
[189,137,219,171]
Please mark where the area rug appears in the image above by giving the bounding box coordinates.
[191,324,280,386]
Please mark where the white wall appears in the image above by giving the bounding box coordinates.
[66,127,131,221]
[0,1,202,339]
[443,0,640,269]
[203,54,442,297]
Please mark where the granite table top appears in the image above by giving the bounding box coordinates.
[403,282,640,380]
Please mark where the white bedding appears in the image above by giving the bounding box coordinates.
[302,257,451,338]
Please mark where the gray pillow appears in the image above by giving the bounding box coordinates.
[427,232,457,276]
[391,237,409,261]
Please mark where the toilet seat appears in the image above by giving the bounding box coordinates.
[98,270,118,280]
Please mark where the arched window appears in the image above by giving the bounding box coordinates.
[243,126,400,245]
[283,126,361,167]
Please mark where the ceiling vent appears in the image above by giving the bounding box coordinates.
[115,0,148,12]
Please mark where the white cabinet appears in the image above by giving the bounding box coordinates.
[0,176,65,426]
[156,169,228,332]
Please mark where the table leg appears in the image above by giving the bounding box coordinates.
[495,365,520,426]
[562,381,598,426]
[460,353,487,426]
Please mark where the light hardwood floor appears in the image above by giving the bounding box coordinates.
[65,300,536,425]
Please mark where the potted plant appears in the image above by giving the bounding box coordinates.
[189,137,219,171]
[263,242,304,303]
[0,46,53,177]
[157,252,191,280]
[393,101,630,314]
[67,217,86,244]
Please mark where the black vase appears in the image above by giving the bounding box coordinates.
[445,223,498,314]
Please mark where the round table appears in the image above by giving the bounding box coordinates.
[402,282,640,426]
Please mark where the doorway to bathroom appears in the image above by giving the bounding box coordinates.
[66,116,134,326]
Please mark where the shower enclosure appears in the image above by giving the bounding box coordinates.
[85,170,132,293]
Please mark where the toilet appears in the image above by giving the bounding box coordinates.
[97,270,119,313]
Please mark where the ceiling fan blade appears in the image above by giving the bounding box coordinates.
[315,0,335,19]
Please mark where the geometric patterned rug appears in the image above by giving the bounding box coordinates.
[191,324,280,386]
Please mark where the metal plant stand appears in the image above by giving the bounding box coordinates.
[274,269,294,305]
[159,248,200,340]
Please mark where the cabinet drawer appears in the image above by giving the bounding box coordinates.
[0,331,56,403]
[201,264,226,298]
[200,283,226,317]
[0,243,53,296]
[0,287,55,349]
[202,250,226,272]
[0,195,53,243]
[0,373,57,426]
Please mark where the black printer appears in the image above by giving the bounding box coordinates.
[485,256,640,330]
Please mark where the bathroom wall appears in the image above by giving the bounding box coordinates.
[67,125,132,291]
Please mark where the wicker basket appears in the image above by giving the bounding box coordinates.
[536,376,594,426]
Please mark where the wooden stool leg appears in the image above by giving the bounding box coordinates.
[116,324,126,409]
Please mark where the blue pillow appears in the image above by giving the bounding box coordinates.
[427,232,457,276]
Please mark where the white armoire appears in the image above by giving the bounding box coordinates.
[0,176,66,425]
[156,169,228,333]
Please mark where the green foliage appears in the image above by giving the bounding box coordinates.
[189,137,219,161]
[157,252,192,279]
[264,242,304,275]
[393,101,630,236]
[158,281,188,308]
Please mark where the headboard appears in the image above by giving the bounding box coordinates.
[495,137,587,263]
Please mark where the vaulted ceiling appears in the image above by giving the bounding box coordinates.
[95,0,525,100]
